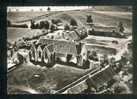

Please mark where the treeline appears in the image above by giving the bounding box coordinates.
[88,30,126,38]
[30,19,62,30]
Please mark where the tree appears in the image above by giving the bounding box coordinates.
[80,27,88,39]
[51,19,61,25]
[64,24,70,30]
[51,19,55,24]
[30,20,35,29]
[113,82,129,94]
[87,15,94,28]
[88,50,98,61]
[86,78,97,93]
[44,21,50,30]
[87,15,93,23]
[39,21,45,29]
[88,28,95,35]
[47,7,51,12]
[35,23,40,29]
[50,24,56,32]
[70,19,78,26]
[118,22,125,33]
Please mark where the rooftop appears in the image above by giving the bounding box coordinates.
[37,38,79,55]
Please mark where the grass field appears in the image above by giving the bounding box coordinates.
[7,63,87,94]
[7,27,44,43]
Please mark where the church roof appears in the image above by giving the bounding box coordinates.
[53,40,78,55]
[37,38,78,55]
[64,30,80,41]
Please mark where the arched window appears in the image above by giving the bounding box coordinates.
[37,46,42,62]
[43,48,49,64]
[37,50,42,62]
[32,47,35,61]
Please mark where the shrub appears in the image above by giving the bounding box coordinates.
[87,15,93,23]
[64,24,70,30]
[70,19,78,26]
[39,21,45,29]
[30,20,35,29]
[118,22,125,33]
[50,24,56,32]
[43,21,50,29]
[51,19,62,25]
[47,7,51,11]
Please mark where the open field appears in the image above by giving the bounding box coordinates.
[7,63,87,94]
[7,27,45,43]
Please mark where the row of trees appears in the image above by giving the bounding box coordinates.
[30,18,78,29]
[30,19,63,31]
[30,20,50,29]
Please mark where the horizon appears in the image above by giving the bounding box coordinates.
[7,6,92,12]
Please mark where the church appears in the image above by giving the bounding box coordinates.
[29,38,88,68]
